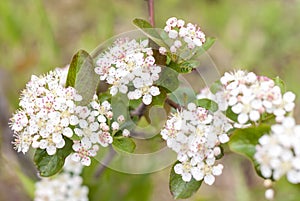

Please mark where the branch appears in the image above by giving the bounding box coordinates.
[146,0,155,27]
[94,145,116,178]
[130,103,147,118]
[165,98,182,110]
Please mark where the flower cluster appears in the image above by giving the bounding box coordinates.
[94,38,161,105]
[10,69,82,155]
[159,17,206,58]
[71,97,126,166]
[254,117,300,184]
[160,103,232,185]
[34,156,88,201]
[217,70,295,125]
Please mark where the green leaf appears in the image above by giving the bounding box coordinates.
[203,37,216,51]
[229,125,271,178]
[274,76,286,93]
[168,61,193,74]
[34,138,73,177]
[209,80,222,94]
[197,98,218,112]
[225,106,238,122]
[112,137,136,153]
[156,66,179,92]
[229,125,271,159]
[150,87,167,107]
[194,37,216,56]
[132,18,166,48]
[169,162,202,199]
[66,50,99,105]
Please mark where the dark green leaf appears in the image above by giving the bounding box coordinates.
[112,137,136,153]
[66,50,99,105]
[34,138,73,177]
[156,66,179,92]
[132,18,166,47]
[169,162,202,199]
[225,107,238,122]
[168,61,193,74]
[150,87,167,107]
[274,76,286,93]
[229,125,271,159]
[197,98,218,112]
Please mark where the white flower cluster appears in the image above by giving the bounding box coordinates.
[71,97,126,166]
[255,117,300,184]
[218,70,295,125]
[34,156,88,201]
[161,103,232,185]
[10,69,82,155]
[159,17,206,57]
[95,38,161,105]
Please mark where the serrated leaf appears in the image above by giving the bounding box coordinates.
[132,18,166,48]
[34,138,73,177]
[197,98,218,112]
[112,137,136,153]
[229,125,271,159]
[66,50,99,105]
[274,76,286,93]
[169,162,202,199]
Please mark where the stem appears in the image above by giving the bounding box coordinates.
[147,0,155,26]
[165,98,182,110]
[94,145,116,178]
[130,103,147,118]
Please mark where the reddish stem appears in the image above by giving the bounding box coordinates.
[147,0,155,26]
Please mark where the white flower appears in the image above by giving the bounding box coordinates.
[161,104,230,185]
[72,141,99,166]
[255,117,300,184]
[10,70,82,155]
[94,38,161,105]
[34,156,88,201]
[214,70,296,126]
[161,17,206,59]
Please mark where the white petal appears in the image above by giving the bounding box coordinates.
[204,174,215,185]
[81,157,91,166]
[238,113,249,124]
[46,146,56,155]
[191,167,204,181]
[143,94,152,105]
[63,127,73,138]
[249,110,260,121]
[182,172,192,182]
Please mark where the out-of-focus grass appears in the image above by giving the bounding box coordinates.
[1,0,300,201]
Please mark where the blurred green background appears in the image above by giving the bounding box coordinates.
[1,0,300,200]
